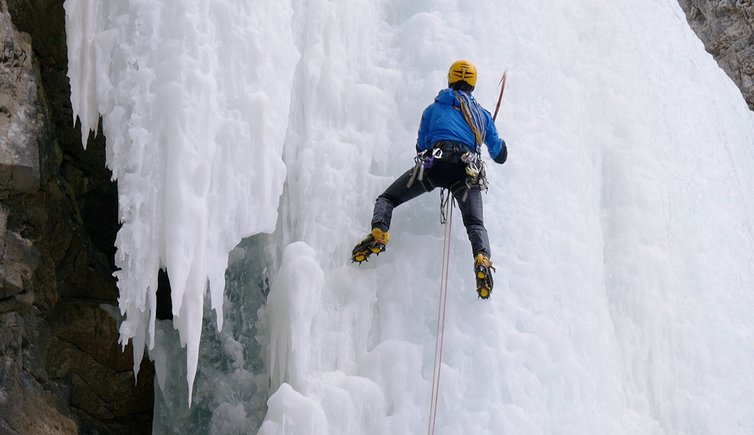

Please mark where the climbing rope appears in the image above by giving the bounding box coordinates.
[454,90,486,148]
[428,192,454,435]
[426,69,508,433]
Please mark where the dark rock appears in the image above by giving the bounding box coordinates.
[0,312,79,434]
[0,1,44,195]
[678,0,754,110]
[47,303,154,432]
[0,0,154,433]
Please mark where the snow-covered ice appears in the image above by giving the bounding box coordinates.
[65,0,754,433]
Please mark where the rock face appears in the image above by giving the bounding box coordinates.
[678,0,754,110]
[0,0,153,433]
[0,12,43,194]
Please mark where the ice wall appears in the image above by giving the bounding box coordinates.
[64,0,298,397]
[261,0,754,434]
[64,0,754,433]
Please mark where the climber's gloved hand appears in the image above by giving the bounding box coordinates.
[493,142,507,164]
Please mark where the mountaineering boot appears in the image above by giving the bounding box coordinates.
[351,228,390,263]
[474,253,495,299]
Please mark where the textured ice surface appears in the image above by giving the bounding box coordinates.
[65,0,754,433]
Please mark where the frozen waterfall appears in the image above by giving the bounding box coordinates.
[65,0,754,433]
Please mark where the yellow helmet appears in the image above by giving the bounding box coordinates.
[448,60,477,89]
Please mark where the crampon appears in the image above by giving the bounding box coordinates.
[351,228,390,264]
[474,253,495,299]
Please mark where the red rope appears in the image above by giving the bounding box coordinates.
[428,196,453,435]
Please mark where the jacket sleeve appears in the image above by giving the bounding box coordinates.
[416,105,433,153]
[484,110,507,164]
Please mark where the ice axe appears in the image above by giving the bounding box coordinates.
[492,70,507,122]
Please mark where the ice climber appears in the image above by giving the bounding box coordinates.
[352,60,508,299]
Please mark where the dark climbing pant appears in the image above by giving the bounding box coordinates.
[371,156,491,258]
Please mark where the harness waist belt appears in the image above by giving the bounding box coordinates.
[433,141,472,154]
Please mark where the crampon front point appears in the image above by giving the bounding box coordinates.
[474,253,495,299]
[351,228,390,264]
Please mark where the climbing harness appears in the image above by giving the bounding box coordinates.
[427,193,453,435]
[406,145,488,206]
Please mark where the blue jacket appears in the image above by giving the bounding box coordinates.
[416,89,506,162]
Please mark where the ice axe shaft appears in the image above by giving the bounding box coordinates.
[492,70,508,122]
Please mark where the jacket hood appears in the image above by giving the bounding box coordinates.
[434,88,459,106]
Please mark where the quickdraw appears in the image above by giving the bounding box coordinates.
[407,150,426,188]
[439,188,451,224]
[460,151,488,201]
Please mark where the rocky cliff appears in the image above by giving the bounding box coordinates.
[0,0,752,434]
[678,0,754,110]
[0,0,152,433]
